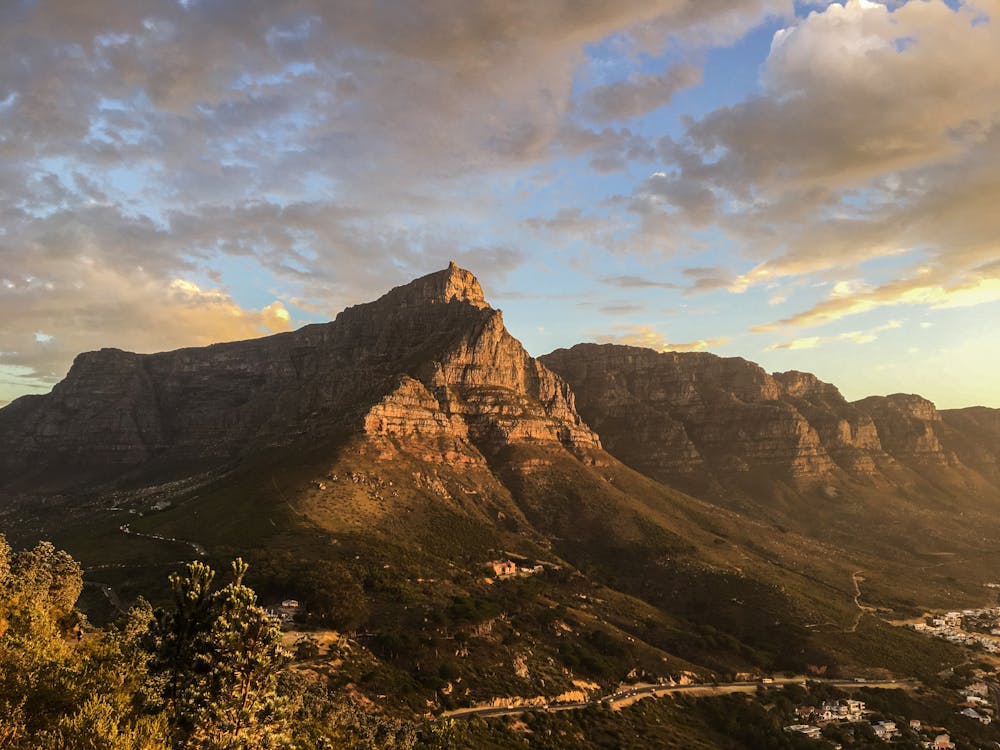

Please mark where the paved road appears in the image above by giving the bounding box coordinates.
[119,523,207,557]
[440,677,915,721]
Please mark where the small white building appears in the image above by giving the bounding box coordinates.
[785,725,822,739]
[872,720,898,740]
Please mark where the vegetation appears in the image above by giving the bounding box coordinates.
[4,533,999,749]
[0,535,447,749]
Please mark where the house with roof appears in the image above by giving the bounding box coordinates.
[488,559,518,577]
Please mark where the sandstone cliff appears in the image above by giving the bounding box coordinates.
[540,344,838,485]
[0,263,597,488]
[540,343,997,492]
[852,393,953,465]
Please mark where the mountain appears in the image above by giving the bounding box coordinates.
[0,265,991,723]
[541,343,1000,609]
[539,343,1000,488]
[0,263,597,491]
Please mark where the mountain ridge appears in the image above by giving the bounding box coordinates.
[0,263,598,490]
[540,342,999,489]
[4,263,1000,727]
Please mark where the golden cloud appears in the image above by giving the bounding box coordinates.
[0,262,295,385]
[598,324,730,352]
[765,320,902,350]
[755,269,1000,331]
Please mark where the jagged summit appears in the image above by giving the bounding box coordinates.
[0,263,596,489]
[372,261,488,310]
[541,342,999,490]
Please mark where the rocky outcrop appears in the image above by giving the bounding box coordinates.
[540,345,838,483]
[542,344,1000,495]
[852,394,951,465]
[773,371,883,474]
[0,264,597,488]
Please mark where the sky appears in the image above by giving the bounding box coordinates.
[1,0,999,410]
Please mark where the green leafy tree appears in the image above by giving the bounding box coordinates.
[36,599,169,750]
[0,537,83,742]
[146,558,292,749]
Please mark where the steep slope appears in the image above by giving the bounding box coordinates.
[541,343,999,490]
[540,345,847,490]
[940,405,1000,482]
[0,263,596,490]
[541,343,1000,610]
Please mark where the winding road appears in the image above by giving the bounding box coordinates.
[439,677,915,721]
[848,570,877,632]
[119,523,207,557]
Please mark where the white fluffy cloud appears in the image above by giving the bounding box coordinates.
[630,0,1000,333]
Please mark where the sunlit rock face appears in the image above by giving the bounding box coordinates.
[540,343,1000,495]
[852,394,952,465]
[542,344,846,483]
[0,264,597,488]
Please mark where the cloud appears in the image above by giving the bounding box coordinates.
[0,265,293,384]
[597,303,646,315]
[0,0,787,397]
[767,336,821,351]
[525,208,625,245]
[599,275,683,290]
[579,63,702,122]
[597,324,730,352]
[613,0,1000,335]
[693,0,1000,191]
[764,319,902,350]
[755,270,1000,331]
[681,265,735,293]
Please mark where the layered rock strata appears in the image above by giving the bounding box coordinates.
[541,343,994,487]
[541,345,838,483]
[0,264,597,487]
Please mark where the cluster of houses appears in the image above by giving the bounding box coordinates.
[786,701,961,747]
[910,608,1000,653]
[910,611,1000,727]
[792,698,867,725]
[956,680,993,725]
[786,699,868,741]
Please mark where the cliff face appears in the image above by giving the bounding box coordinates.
[939,406,1000,482]
[540,345,837,484]
[852,393,952,465]
[0,263,597,488]
[540,344,996,491]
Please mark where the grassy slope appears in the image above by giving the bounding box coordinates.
[0,429,980,716]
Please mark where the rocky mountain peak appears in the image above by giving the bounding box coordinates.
[773,370,844,402]
[0,263,598,489]
[372,261,488,310]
